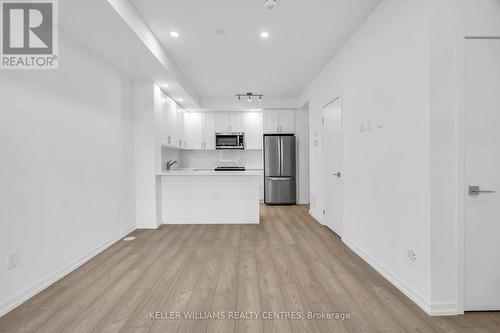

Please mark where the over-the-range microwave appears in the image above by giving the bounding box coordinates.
[215,132,245,150]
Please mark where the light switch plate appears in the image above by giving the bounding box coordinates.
[7,251,18,270]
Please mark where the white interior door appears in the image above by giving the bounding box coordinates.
[322,98,343,236]
[464,38,500,311]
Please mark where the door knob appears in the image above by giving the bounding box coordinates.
[333,172,341,178]
[469,185,496,196]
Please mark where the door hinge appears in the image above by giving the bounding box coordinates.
[323,209,326,215]
[321,117,324,124]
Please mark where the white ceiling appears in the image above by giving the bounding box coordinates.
[129,0,381,99]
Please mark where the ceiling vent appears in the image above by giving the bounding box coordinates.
[263,0,279,11]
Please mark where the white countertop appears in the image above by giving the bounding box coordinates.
[157,169,263,176]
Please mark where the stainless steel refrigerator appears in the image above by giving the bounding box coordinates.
[264,134,296,205]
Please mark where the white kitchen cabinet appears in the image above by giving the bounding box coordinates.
[263,110,279,133]
[164,100,177,145]
[184,112,203,150]
[173,107,184,148]
[160,97,186,149]
[230,113,243,132]
[215,112,243,133]
[215,113,229,133]
[184,112,216,150]
[278,110,295,133]
[181,111,263,150]
[203,113,215,150]
[243,112,263,149]
[263,110,295,133]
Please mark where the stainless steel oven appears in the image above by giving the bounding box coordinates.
[215,133,245,150]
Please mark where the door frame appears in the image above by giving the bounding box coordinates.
[456,29,500,314]
[321,96,344,237]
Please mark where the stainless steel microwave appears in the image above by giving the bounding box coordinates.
[215,133,245,149]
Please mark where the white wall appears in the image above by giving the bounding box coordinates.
[300,0,500,315]
[299,0,434,312]
[133,82,162,229]
[428,0,500,311]
[0,33,135,315]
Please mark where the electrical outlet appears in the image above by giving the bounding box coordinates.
[408,248,418,266]
[7,251,18,270]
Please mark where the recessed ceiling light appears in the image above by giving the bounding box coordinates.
[170,31,180,38]
[260,31,270,39]
[162,83,169,88]
[177,98,184,102]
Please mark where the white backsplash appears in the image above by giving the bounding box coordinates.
[181,150,263,169]
[161,147,181,171]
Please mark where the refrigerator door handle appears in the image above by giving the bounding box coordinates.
[279,137,283,176]
[268,177,293,181]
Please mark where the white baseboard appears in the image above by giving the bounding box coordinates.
[0,226,136,317]
[428,303,460,316]
[309,209,324,225]
[137,225,159,230]
[162,220,259,225]
[342,238,459,316]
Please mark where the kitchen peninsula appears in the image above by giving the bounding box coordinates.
[157,169,262,224]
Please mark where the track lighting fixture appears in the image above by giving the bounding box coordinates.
[236,92,263,103]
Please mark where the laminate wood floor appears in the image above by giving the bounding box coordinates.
[1,205,500,332]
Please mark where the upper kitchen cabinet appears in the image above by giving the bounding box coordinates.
[278,110,295,133]
[181,111,262,150]
[203,113,215,150]
[184,112,215,150]
[215,112,243,133]
[163,100,177,146]
[184,112,203,150]
[263,110,295,133]
[263,110,279,133]
[159,96,186,149]
[170,105,184,148]
[243,112,263,150]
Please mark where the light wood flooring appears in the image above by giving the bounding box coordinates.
[1,205,500,332]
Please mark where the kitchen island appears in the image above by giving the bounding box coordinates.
[157,169,262,224]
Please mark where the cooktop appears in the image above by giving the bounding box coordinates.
[214,166,246,171]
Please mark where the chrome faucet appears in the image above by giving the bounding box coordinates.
[166,160,178,170]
